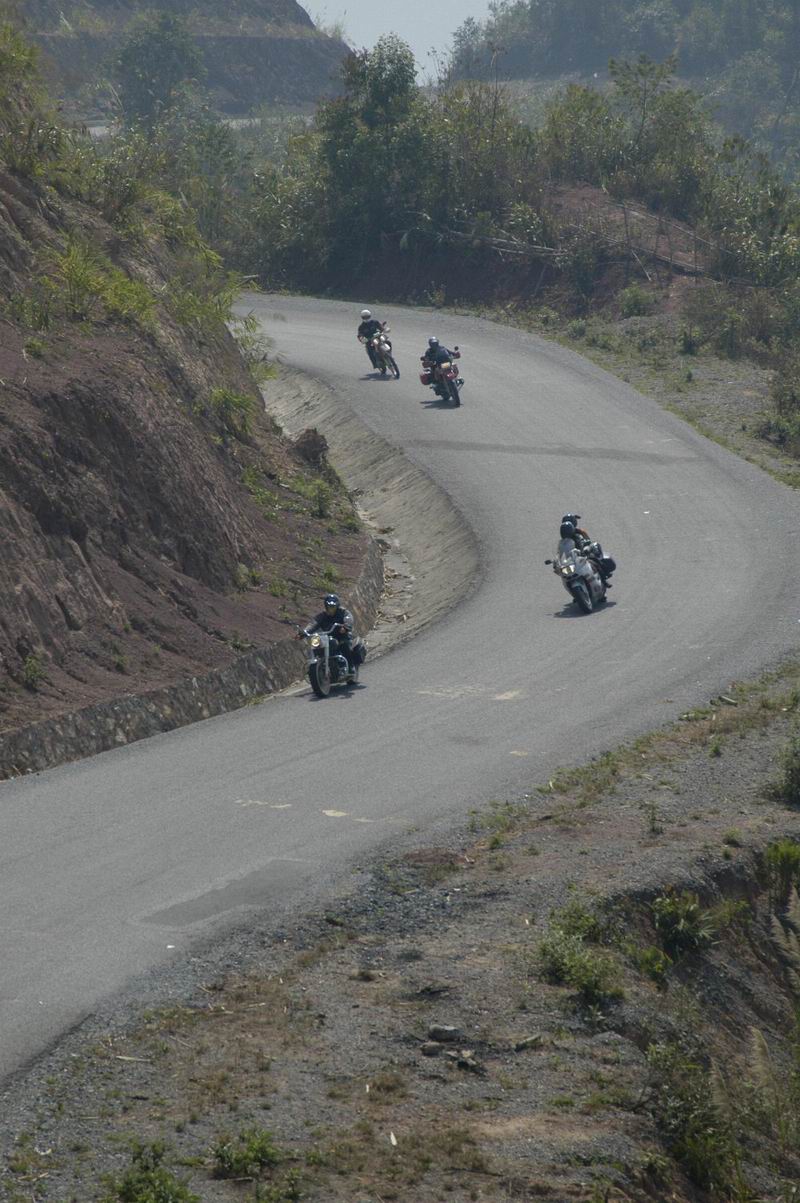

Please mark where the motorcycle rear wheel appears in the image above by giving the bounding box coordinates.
[309,661,331,697]
[574,583,593,613]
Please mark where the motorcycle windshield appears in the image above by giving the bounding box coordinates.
[556,538,580,565]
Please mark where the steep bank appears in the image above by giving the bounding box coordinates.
[0,147,370,744]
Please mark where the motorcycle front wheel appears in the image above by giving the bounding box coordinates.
[573,582,593,613]
[388,357,400,379]
[448,380,461,406]
[309,661,331,697]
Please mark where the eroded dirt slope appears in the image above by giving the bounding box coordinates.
[0,165,366,733]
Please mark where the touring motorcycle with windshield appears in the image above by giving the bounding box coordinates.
[545,538,608,613]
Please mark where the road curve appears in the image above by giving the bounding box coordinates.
[1,296,798,1083]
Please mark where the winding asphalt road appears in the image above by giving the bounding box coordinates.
[2,296,799,1084]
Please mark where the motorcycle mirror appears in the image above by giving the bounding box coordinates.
[544,559,552,565]
[454,345,459,351]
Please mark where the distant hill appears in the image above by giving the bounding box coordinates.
[449,1,800,164]
[18,0,348,115]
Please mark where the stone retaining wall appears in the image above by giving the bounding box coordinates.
[0,538,383,781]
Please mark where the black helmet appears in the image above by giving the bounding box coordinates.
[560,521,576,540]
[561,513,581,527]
[428,336,439,348]
[323,593,340,612]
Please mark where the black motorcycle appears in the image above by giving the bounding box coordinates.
[298,627,367,697]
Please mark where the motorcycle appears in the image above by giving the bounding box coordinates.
[545,539,608,613]
[297,626,367,697]
[370,327,400,378]
[420,347,463,406]
[359,325,399,378]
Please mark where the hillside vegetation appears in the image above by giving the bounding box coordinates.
[193,36,800,462]
[17,0,347,115]
[449,0,800,166]
[0,13,364,733]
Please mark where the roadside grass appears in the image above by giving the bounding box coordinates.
[534,660,800,815]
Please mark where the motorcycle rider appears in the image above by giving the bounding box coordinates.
[421,336,458,394]
[357,308,385,369]
[559,514,616,584]
[298,592,358,677]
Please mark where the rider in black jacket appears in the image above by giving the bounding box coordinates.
[357,308,385,368]
[559,514,616,583]
[300,593,357,672]
[421,336,458,392]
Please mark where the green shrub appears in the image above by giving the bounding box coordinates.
[551,898,604,942]
[313,481,332,519]
[8,289,53,331]
[651,890,716,957]
[647,1043,738,1193]
[634,944,672,983]
[102,1141,198,1203]
[52,239,105,321]
[103,270,156,325]
[619,284,652,317]
[536,928,622,1005]
[710,898,751,931]
[212,1127,281,1178]
[241,465,278,517]
[566,318,586,338]
[764,840,800,903]
[210,388,255,438]
[773,736,800,808]
[22,653,45,690]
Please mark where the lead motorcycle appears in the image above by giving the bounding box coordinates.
[369,327,400,378]
[297,626,367,697]
[359,325,399,378]
[420,347,463,406]
[545,539,608,613]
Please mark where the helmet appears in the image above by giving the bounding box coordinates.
[428,336,439,348]
[561,513,581,527]
[323,593,340,612]
[360,309,371,319]
[560,521,576,540]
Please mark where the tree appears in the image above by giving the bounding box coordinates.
[115,12,205,130]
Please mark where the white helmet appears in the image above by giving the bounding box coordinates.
[361,308,371,319]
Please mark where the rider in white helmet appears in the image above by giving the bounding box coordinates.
[357,307,385,369]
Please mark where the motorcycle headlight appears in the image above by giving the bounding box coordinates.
[561,565,575,576]
[310,635,321,648]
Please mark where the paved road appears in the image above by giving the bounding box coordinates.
[2,296,798,1083]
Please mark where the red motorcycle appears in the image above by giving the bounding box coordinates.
[420,347,463,407]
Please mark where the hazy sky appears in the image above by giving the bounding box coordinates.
[307,1,493,76]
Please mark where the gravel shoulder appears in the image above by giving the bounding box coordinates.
[2,664,799,1202]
